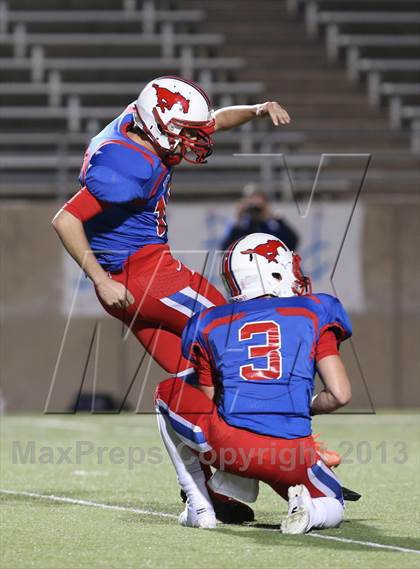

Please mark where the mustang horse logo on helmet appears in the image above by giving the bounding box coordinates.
[241,239,286,264]
[153,83,190,114]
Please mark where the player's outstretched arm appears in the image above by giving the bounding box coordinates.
[214,101,290,131]
[52,209,134,309]
[311,354,352,415]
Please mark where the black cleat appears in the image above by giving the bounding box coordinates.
[180,489,254,524]
[210,493,255,524]
[342,486,362,501]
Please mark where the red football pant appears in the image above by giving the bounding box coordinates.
[96,244,225,376]
[155,378,344,503]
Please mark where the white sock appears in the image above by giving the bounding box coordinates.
[309,497,344,529]
[156,412,213,515]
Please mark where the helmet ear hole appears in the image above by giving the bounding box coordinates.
[272,272,282,281]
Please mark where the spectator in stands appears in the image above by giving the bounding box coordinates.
[221,184,299,251]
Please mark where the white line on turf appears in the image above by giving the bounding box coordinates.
[1,488,420,554]
[0,489,177,519]
[309,533,420,554]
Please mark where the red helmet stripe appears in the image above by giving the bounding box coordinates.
[222,239,242,297]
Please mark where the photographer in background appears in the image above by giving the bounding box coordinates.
[221,184,300,252]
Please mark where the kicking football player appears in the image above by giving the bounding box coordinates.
[155,233,352,532]
[52,75,290,383]
[52,76,290,523]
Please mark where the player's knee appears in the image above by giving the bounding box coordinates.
[312,496,344,529]
[154,377,177,404]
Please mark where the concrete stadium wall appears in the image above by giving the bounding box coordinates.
[0,201,419,412]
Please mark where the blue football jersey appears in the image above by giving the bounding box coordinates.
[182,294,352,439]
[79,104,172,272]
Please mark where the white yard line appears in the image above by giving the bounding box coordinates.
[309,533,420,554]
[0,489,177,519]
[1,488,420,554]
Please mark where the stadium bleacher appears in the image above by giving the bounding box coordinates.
[289,0,420,156]
[0,0,419,198]
[0,0,302,196]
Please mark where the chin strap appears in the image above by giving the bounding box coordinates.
[134,111,212,166]
[163,153,183,167]
[292,254,312,295]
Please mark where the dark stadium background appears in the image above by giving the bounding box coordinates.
[0,0,419,414]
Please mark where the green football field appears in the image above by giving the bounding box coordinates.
[1,412,419,569]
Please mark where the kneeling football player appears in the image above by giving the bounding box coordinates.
[155,233,352,532]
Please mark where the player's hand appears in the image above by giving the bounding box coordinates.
[255,101,291,125]
[95,278,135,309]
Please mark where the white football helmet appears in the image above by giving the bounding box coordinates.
[221,233,312,302]
[134,75,215,165]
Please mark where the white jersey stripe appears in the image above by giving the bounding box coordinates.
[160,296,194,318]
[173,367,195,378]
[179,286,215,309]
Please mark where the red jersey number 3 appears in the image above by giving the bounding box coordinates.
[239,320,282,381]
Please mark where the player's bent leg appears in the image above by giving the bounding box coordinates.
[155,379,255,524]
[155,377,215,418]
[277,455,344,534]
[155,384,216,529]
[95,245,225,378]
[213,429,344,532]
[132,322,196,380]
[281,485,312,534]
[309,496,344,529]
[100,279,220,380]
[96,286,196,378]
[121,246,225,337]
[189,269,226,308]
[178,505,217,530]
[281,485,344,534]
[306,458,344,507]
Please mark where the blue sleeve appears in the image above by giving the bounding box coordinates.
[85,144,153,203]
[181,313,209,364]
[317,294,352,342]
